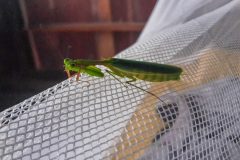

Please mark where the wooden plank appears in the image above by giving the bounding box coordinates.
[96,0,112,20]
[30,22,145,32]
[91,0,115,58]
[127,0,135,42]
[19,0,42,70]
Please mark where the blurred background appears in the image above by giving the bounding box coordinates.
[0,0,156,111]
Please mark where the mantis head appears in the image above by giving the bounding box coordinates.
[64,58,81,79]
[64,58,81,72]
[63,58,104,80]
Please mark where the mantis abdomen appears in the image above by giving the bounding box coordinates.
[104,58,183,82]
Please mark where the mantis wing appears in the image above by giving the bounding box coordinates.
[84,66,104,77]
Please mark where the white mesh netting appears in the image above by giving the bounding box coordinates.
[1,0,240,159]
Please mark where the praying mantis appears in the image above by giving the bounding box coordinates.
[63,58,183,102]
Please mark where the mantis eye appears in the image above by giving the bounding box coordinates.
[70,63,76,67]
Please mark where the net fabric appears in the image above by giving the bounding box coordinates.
[1,0,240,159]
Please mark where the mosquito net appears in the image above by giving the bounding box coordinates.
[1,0,240,159]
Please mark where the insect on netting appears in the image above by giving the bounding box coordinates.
[1,0,240,159]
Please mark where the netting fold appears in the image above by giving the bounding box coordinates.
[1,0,240,159]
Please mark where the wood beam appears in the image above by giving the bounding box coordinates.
[30,22,144,32]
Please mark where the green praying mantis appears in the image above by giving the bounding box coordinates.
[63,58,183,102]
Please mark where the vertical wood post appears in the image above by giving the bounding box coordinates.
[127,0,135,42]
[91,0,115,59]
[18,0,42,70]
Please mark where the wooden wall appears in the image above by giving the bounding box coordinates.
[20,0,156,70]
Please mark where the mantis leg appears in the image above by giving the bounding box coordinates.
[65,70,71,78]
[65,69,80,81]
[76,72,80,81]
[105,70,128,88]
[106,69,167,104]
[126,78,137,83]
[65,70,90,87]
[125,78,168,105]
